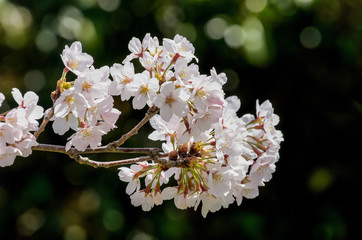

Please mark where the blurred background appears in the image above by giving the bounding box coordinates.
[0,0,361,239]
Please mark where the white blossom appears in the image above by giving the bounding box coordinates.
[127,72,159,109]
[61,41,93,75]
[109,62,135,101]
[153,82,189,121]
[54,88,89,118]
[65,123,110,151]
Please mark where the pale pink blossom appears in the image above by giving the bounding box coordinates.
[0,145,21,167]
[163,34,198,63]
[0,93,4,106]
[174,58,200,84]
[61,41,93,75]
[148,114,186,143]
[118,164,144,195]
[109,62,135,101]
[249,154,277,186]
[85,95,114,126]
[65,123,110,151]
[207,164,234,199]
[74,66,111,100]
[153,82,190,121]
[5,108,28,130]
[210,67,227,86]
[0,123,22,144]
[14,132,38,157]
[101,108,121,129]
[54,88,89,118]
[11,88,44,131]
[130,191,156,211]
[128,72,159,109]
[51,113,78,135]
[122,37,143,63]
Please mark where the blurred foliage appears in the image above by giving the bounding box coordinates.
[0,0,361,239]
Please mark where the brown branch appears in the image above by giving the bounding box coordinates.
[32,144,161,155]
[73,153,188,169]
[106,105,159,151]
[31,143,189,169]
[33,106,54,139]
[31,143,167,168]
[73,155,162,168]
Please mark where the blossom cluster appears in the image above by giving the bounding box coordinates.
[0,34,283,217]
[117,34,284,217]
[0,89,43,167]
[52,42,121,151]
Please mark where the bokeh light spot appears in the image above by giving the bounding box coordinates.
[223,69,240,92]
[162,5,183,28]
[76,18,98,46]
[102,209,124,231]
[309,168,334,193]
[300,26,322,49]
[57,6,84,40]
[242,17,269,66]
[224,25,245,48]
[97,0,120,12]
[77,0,97,9]
[176,23,197,42]
[64,225,87,240]
[271,0,297,16]
[245,0,267,13]
[205,17,227,40]
[24,70,46,92]
[35,29,58,53]
[294,0,314,8]
[17,208,45,236]
[0,2,32,49]
[78,188,101,213]
[131,231,154,240]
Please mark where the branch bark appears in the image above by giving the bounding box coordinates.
[31,144,189,169]
[31,105,163,168]
[33,105,54,139]
[32,144,161,155]
[106,105,159,151]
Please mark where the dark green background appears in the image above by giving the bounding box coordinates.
[0,0,361,239]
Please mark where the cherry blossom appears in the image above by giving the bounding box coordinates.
[153,81,190,121]
[61,41,94,75]
[65,123,110,151]
[0,89,43,167]
[127,72,159,109]
[109,62,135,101]
[0,145,21,167]
[1,34,284,218]
[51,112,78,135]
[53,88,89,119]
[0,93,4,106]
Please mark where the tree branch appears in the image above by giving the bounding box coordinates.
[31,143,189,169]
[106,105,159,151]
[73,154,167,168]
[32,144,162,156]
[33,106,54,139]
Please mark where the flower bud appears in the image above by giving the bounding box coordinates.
[168,150,178,161]
[178,143,188,158]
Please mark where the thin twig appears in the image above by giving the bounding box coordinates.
[32,144,161,155]
[33,107,54,139]
[31,143,190,168]
[73,153,187,169]
[31,143,168,168]
[106,105,159,151]
[73,155,161,168]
